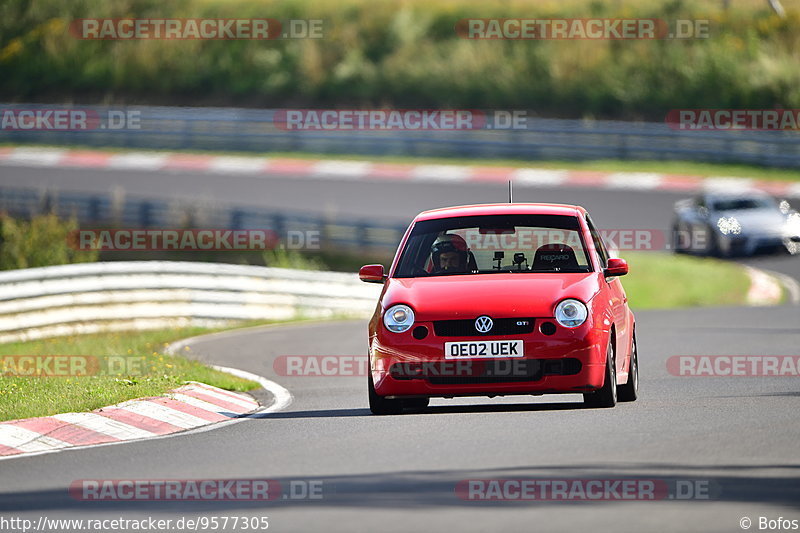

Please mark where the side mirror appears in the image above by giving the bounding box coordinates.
[359,264,386,283]
[604,258,628,277]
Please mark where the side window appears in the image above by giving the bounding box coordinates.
[585,216,609,267]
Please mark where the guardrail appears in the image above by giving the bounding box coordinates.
[1,103,799,168]
[0,261,381,343]
[0,186,408,252]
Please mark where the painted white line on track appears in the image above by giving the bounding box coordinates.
[181,383,258,410]
[744,266,784,306]
[211,364,293,414]
[757,268,800,305]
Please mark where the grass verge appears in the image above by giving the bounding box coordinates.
[0,323,279,422]
[620,252,752,309]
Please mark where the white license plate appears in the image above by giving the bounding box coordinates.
[444,340,524,359]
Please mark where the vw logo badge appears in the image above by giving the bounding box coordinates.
[475,316,493,333]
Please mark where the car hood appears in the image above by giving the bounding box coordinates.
[715,209,785,235]
[382,273,602,320]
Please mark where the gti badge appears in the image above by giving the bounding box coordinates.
[475,315,494,333]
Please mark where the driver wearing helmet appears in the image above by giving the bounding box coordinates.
[431,234,469,273]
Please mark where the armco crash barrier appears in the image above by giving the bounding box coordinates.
[0,261,382,343]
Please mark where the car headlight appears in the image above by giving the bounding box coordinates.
[717,216,741,236]
[786,212,800,235]
[554,299,588,328]
[384,304,415,333]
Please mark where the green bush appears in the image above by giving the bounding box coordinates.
[261,248,323,270]
[1,0,798,119]
[0,213,99,270]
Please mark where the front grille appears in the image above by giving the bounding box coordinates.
[389,357,582,385]
[433,317,535,337]
[426,359,542,385]
[542,358,582,376]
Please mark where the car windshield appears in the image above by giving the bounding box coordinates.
[394,214,592,277]
[710,197,774,211]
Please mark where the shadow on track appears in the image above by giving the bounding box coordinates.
[244,401,597,420]
[3,463,799,513]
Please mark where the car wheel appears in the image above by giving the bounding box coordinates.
[617,332,639,402]
[403,398,430,411]
[584,340,617,408]
[783,237,800,256]
[706,225,722,257]
[671,224,685,254]
[368,371,403,415]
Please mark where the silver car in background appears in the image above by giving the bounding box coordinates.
[672,190,800,257]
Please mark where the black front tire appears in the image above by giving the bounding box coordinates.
[671,224,685,254]
[783,237,800,256]
[706,225,722,257]
[584,341,617,408]
[403,398,430,411]
[368,372,403,415]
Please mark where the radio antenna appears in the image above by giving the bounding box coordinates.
[508,180,513,203]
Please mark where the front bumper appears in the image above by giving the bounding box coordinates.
[719,233,785,256]
[370,318,608,398]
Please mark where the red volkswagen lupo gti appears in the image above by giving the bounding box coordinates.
[359,203,638,414]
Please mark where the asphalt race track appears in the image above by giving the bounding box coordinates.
[1,309,800,532]
[1,164,799,532]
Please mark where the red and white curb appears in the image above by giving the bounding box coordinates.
[1,146,799,198]
[746,267,800,306]
[0,372,290,460]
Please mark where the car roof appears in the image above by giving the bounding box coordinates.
[414,203,586,221]
[702,189,772,201]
